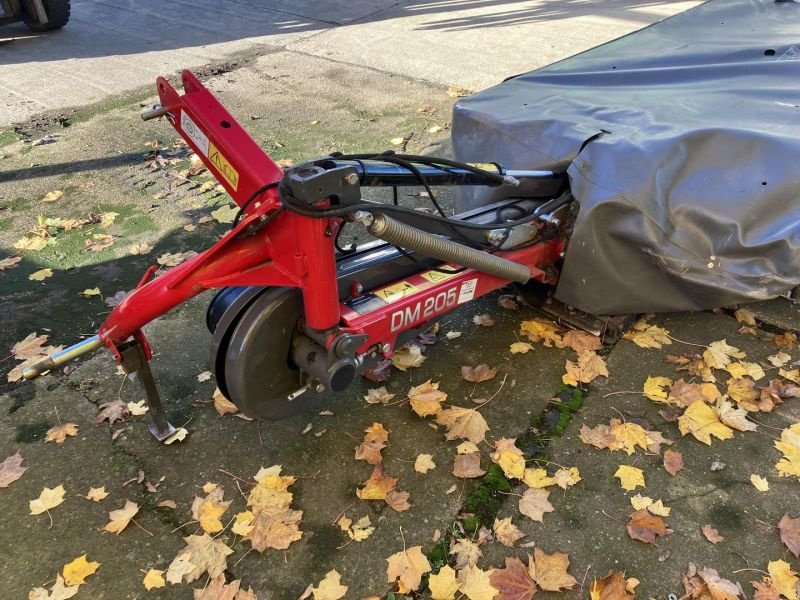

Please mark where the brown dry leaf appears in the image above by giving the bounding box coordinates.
[563,350,609,385]
[497,294,518,310]
[491,438,526,479]
[191,486,231,534]
[775,423,800,479]
[429,565,460,600]
[168,533,233,583]
[663,449,684,476]
[45,423,78,444]
[414,454,436,474]
[450,538,482,569]
[519,488,554,522]
[774,331,797,349]
[683,565,744,599]
[95,400,130,425]
[447,86,471,98]
[62,554,100,586]
[194,575,257,600]
[103,500,139,534]
[493,517,525,547]
[458,565,499,600]
[248,509,304,551]
[778,514,800,558]
[0,256,22,270]
[615,465,645,491]
[562,330,602,353]
[392,344,426,371]
[0,452,27,488]
[580,419,671,456]
[12,332,50,360]
[85,487,108,502]
[734,308,757,326]
[357,463,398,501]
[212,388,238,416]
[473,313,495,327]
[128,242,153,255]
[759,379,800,412]
[461,364,497,383]
[385,489,411,512]
[626,509,667,544]
[530,547,578,592]
[453,453,486,478]
[589,571,635,600]
[623,320,672,349]
[355,422,389,465]
[716,399,758,432]
[30,484,66,515]
[702,525,724,544]
[489,557,536,600]
[364,386,395,404]
[668,378,720,406]
[678,401,734,445]
[727,378,760,410]
[520,319,563,347]
[436,406,489,444]
[408,380,447,417]
[386,546,431,593]
[84,233,115,252]
[703,339,746,369]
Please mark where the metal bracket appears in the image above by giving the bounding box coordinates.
[118,341,177,442]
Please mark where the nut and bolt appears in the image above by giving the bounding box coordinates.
[344,173,359,185]
[487,229,505,244]
[314,383,326,393]
[350,210,374,226]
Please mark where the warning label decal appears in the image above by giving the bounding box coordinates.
[374,281,419,303]
[208,142,240,191]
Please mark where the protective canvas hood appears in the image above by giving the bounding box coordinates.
[452,0,800,314]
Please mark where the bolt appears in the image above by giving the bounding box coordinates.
[314,383,326,393]
[350,211,374,226]
[344,173,359,185]
[381,343,391,354]
[487,229,505,244]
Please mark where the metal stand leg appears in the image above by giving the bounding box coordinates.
[118,341,177,442]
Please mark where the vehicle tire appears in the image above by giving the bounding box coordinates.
[24,0,71,31]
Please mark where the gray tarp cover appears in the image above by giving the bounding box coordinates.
[452,0,800,315]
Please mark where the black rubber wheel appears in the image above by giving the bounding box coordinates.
[25,0,71,31]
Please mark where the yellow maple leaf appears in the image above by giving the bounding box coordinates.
[28,268,53,282]
[408,380,447,417]
[678,401,734,445]
[530,547,578,591]
[143,568,166,590]
[79,287,101,299]
[491,438,525,479]
[164,427,188,444]
[14,236,47,251]
[436,406,489,443]
[643,376,672,403]
[429,564,460,600]
[510,342,534,354]
[614,465,645,491]
[392,344,426,371]
[386,546,431,593]
[191,486,231,534]
[522,467,555,488]
[703,339,746,369]
[42,190,64,203]
[63,554,100,586]
[519,488,554,522]
[726,361,765,381]
[768,560,799,600]
[232,511,255,536]
[357,464,398,500]
[345,516,374,541]
[750,474,769,492]
[103,500,139,534]
[212,387,238,416]
[457,565,499,600]
[30,484,66,515]
[520,319,563,347]
[311,569,348,600]
[85,487,108,502]
[493,517,525,547]
[562,350,608,386]
[45,423,78,444]
[630,494,653,510]
[623,321,672,349]
[414,454,436,474]
[775,423,800,478]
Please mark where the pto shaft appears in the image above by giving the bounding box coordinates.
[22,335,102,380]
[367,212,531,284]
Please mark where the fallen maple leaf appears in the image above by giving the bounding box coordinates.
[355,422,389,465]
[663,449,684,476]
[473,313,495,327]
[562,330,602,353]
[767,561,798,600]
[157,251,198,267]
[127,400,148,416]
[364,386,395,404]
[85,233,115,252]
[530,547,577,591]
[0,256,22,270]
[386,546,431,593]
[774,331,797,349]
[590,571,635,600]
[30,485,66,516]
[626,509,667,544]
[519,488,554,522]
[727,378,760,411]
[414,453,436,473]
[408,380,447,417]
[615,465,645,491]
[85,487,108,502]
[458,565,499,600]
[192,486,231,534]
[726,361,765,381]
[128,242,153,255]
[168,533,233,583]
[623,320,672,349]
[45,423,78,444]
[669,378,720,406]
[580,419,670,455]
[490,557,536,600]
[14,236,48,251]
[103,500,139,534]
[461,364,497,383]
[491,438,526,479]
[429,565,460,600]
[563,350,608,385]
[493,517,525,547]
[42,190,64,202]
[28,575,79,600]
[164,427,189,444]
[62,554,100,586]
[510,342,534,354]
[0,452,27,488]
[643,375,672,403]
[385,489,411,512]
[678,401,734,445]
[339,515,374,542]
[520,319,562,347]
[95,400,130,425]
[703,339,746,369]
[453,453,486,478]
[29,268,53,282]
[308,569,348,600]
[450,538,482,570]
[392,344,426,371]
[702,525,724,544]
[437,406,489,444]
[357,463,398,501]
[142,569,165,590]
[212,388,238,416]
[716,398,757,432]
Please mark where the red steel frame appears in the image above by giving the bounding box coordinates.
[98,71,563,361]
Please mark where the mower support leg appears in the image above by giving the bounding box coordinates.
[118,341,177,442]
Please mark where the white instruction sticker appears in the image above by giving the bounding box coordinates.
[180,111,210,156]
[457,279,478,304]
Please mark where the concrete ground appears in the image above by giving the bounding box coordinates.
[4,1,800,599]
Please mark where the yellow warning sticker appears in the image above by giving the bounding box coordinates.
[208,142,240,191]
[374,281,419,303]
[420,268,459,284]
